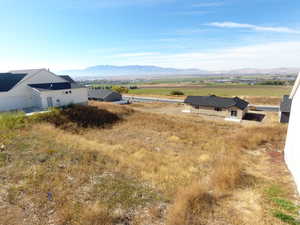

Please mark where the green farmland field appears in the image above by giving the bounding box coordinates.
[128,85,292,97]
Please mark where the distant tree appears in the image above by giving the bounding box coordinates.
[170,90,184,96]
[112,86,129,94]
[259,81,285,85]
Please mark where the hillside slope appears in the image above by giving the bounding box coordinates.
[0,102,297,225]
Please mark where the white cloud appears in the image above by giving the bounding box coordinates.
[208,22,300,34]
[109,41,300,70]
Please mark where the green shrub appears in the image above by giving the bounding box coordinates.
[272,198,300,213]
[112,86,129,94]
[0,112,26,130]
[273,211,300,225]
[170,90,184,96]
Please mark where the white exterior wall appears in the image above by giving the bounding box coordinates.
[31,89,42,109]
[40,88,88,109]
[0,91,33,111]
[284,73,300,193]
[0,82,38,111]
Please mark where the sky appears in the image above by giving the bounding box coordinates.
[1,0,300,72]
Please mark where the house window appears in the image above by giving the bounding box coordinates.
[214,107,222,111]
[231,110,238,117]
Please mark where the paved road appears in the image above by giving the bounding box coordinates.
[249,105,279,112]
[124,95,280,112]
[123,95,184,103]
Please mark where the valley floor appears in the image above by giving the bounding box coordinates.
[0,101,298,225]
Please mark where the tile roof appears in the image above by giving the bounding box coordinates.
[0,73,27,92]
[184,95,249,110]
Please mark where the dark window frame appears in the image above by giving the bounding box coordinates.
[231,110,238,117]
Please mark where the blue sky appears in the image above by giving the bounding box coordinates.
[1,0,300,71]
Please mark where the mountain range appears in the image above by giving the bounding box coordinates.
[59,65,300,79]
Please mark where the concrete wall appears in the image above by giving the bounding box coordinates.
[284,73,300,193]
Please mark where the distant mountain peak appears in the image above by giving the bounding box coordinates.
[59,65,300,80]
[60,65,209,78]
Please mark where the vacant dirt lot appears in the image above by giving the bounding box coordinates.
[129,102,279,124]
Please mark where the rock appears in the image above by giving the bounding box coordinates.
[168,136,180,142]
[199,154,210,162]
[47,192,53,201]
[154,147,161,152]
[37,153,49,163]
[0,145,5,152]
[113,208,127,218]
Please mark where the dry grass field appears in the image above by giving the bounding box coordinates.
[127,84,292,105]
[0,102,298,225]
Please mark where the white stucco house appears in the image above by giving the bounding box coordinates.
[284,72,300,193]
[0,69,88,112]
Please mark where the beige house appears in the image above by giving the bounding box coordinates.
[183,95,249,121]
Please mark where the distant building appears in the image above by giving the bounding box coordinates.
[183,95,249,121]
[88,89,122,102]
[279,95,292,123]
[0,69,88,112]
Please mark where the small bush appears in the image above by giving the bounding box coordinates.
[167,182,217,225]
[112,86,129,94]
[35,105,121,132]
[170,90,184,96]
[0,112,26,130]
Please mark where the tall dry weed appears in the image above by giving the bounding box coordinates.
[167,182,217,225]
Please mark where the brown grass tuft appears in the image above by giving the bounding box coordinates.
[167,182,217,225]
[210,148,241,193]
